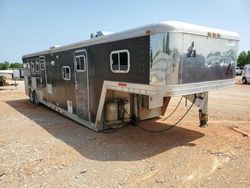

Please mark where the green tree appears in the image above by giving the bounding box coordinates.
[0,61,23,70]
[246,50,250,65]
[9,62,23,69]
[4,61,9,67]
[0,62,9,70]
[237,51,248,67]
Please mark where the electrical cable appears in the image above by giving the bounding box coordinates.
[101,96,196,134]
[138,96,197,133]
[161,96,183,121]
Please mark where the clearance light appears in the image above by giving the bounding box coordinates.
[118,82,127,87]
[145,30,151,35]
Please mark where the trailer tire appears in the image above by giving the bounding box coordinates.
[242,77,248,84]
[32,91,40,105]
[29,89,33,103]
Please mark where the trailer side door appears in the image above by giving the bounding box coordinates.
[74,49,90,121]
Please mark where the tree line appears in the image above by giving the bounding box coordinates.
[0,61,23,70]
[237,51,250,68]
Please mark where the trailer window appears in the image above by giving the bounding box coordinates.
[62,66,71,80]
[111,53,119,71]
[27,61,30,70]
[31,61,35,73]
[35,61,39,72]
[75,55,86,71]
[40,57,45,70]
[110,50,130,73]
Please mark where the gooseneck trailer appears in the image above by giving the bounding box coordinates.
[22,21,239,131]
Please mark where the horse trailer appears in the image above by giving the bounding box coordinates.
[22,21,239,131]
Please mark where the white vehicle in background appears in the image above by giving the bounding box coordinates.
[236,66,242,75]
[242,65,250,84]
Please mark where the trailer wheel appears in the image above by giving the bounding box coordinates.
[32,91,39,105]
[29,89,33,103]
[242,77,248,84]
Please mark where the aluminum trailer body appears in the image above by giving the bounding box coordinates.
[22,21,239,131]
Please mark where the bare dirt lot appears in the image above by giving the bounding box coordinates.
[0,79,250,188]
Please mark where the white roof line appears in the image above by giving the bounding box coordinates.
[23,21,239,58]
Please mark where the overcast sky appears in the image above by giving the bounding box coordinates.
[0,0,249,62]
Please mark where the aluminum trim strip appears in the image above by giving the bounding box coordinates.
[103,79,234,97]
[40,99,98,132]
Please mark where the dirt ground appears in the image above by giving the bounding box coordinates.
[0,78,250,188]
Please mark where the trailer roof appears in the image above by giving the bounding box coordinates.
[23,21,239,58]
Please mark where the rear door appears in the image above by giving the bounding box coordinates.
[74,49,90,121]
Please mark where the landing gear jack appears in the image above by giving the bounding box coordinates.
[185,91,208,128]
[199,110,208,128]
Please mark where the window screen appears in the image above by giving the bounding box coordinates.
[111,53,119,71]
[110,50,130,73]
[62,66,71,80]
[120,52,128,71]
